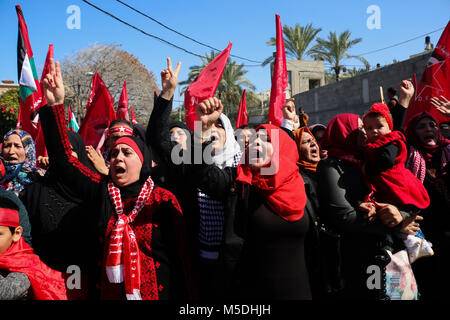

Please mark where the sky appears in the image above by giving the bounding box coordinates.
[1,0,449,109]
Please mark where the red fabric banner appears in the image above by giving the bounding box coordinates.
[78,72,116,148]
[130,105,138,124]
[116,81,130,121]
[184,42,232,131]
[236,89,248,128]
[268,14,288,127]
[404,21,450,128]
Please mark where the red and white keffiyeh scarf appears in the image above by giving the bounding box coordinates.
[105,176,154,300]
[405,146,427,183]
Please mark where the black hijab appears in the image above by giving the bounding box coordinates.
[110,135,154,199]
[40,131,98,204]
[169,121,191,133]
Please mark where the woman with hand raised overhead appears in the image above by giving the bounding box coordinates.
[37,57,195,300]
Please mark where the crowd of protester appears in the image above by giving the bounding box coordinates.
[0,57,449,300]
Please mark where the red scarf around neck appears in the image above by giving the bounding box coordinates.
[236,124,306,221]
[105,176,154,300]
[0,237,68,300]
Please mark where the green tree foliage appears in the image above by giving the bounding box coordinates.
[262,23,322,66]
[0,89,20,138]
[309,30,369,82]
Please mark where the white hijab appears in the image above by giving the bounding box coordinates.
[211,114,242,169]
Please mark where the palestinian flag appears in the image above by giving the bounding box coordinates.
[67,106,79,132]
[16,5,42,140]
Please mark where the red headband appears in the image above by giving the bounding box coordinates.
[113,137,144,164]
[0,208,19,228]
[363,103,394,130]
[107,126,134,137]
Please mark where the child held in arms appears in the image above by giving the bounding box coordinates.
[361,103,433,263]
[0,191,67,300]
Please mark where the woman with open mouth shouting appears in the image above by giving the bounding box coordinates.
[0,129,45,198]
[233,123,310,299]
[405,112,450,300]
[37,57,195,300]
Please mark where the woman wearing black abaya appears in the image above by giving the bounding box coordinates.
[21,130,100,299]
[35,58,195,300]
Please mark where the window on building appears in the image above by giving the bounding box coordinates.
[287,71,292,89]
[309,79,320,89]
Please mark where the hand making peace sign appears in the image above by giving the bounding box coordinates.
[160,57,181,100]
[42,58,65,106]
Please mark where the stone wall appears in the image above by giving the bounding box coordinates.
[0,83,19,96]
[292,51,432,126]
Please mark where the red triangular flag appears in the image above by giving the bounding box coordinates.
[268,14,288,127]
[78,72,116,149]
[236,89,248,128]
[35,44,54,159]
[15,5,43,140]
[85,72,100,111]
[184,42,232,131]
[130,105,138,124]
[116,81,130,121]
[404,21,450,127]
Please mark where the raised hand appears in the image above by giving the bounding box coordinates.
[196,97,223,131]
[86,145,109,176]
[160,57,181,100]
[42,58,64,106]
[430,95,450,117]
[282,98,296,121]
[397,79,415,108]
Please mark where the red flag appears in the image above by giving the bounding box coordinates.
[130,105,138,124]
[268,14,288,127]
[404,21,450,127]
[236,89,248,128]
[85,72,100,111]
[78,72,116,149]
[39,44,53,108]
[184,42,232,131]
[16,5,43,140]
[116,81,130,121]
[35,44,54,159]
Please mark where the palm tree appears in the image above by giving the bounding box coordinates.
[179,52,256,117]
[262,23,322,66]
[309,30,369,82]
[218,60,256,116]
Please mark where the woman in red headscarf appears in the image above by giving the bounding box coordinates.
[317,113,417,300]
[405,112,450,300]
[234,124,310,299]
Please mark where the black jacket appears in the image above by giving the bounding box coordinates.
[317,157,411,299]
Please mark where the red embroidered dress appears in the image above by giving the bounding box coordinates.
[38,103,195,300]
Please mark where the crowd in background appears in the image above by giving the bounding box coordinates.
[0,57,449,300]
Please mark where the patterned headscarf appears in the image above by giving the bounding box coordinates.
[0,129,45,196]
[293,126,319,174]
